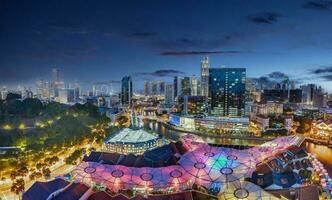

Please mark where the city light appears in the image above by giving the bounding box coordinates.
[1,1,332,199]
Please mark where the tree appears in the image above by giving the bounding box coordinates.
[11,178,25,199]
[42,167,51,178]
[22,98,43,117]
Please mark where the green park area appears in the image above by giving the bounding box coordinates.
[0,94,120,197]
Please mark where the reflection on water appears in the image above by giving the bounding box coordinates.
[144,120,332,176]
[302,141,332,176]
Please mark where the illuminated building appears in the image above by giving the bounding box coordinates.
[190,76,199,96]
[164,84,174,105]
[181,77,191,96]
[250,115,293,134]
[209,68,246,117]
[250,102,283,116]
[312,120,332,139]
[262,89,302,103]
[144,81,151,96]
[169,114,249,133]
[159,81,165,94]
[73,134,304,196]
[121,76,132,107]
[301,84,316,105]
[52,68,60,84]
[103,128,167,155]
[151,81,158,95]
[173,76,182,99]
[177,95,207,116]
[144,81,165,96]
[201,56,209,97]
[58,88,75,104]
[0,86,8,100]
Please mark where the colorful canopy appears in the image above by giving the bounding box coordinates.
[72,135,301,196]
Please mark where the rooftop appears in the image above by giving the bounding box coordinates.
[105,128,158,144]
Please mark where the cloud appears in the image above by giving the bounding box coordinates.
[127,32,157,39]
[311,66,332,74]
[48,21,90,35]
[135,69,185,77]
[160,50,242,56]
[248,12,281,24]
[320,75,332,81]
[310,65,332,81]
[268,71,289,80]
[303,1,332,10]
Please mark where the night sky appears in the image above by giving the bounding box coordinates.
[1,0,332,91]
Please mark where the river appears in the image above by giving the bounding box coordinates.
[143,120,332,176]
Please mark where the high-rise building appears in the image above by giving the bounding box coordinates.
[165,84,174,105]
[121,76,133,107]
[262,89,302,103]
[72,83,80,101]
[0,87,8,100]
[181,77,191,96]
[201,56,209,97]
[209,68,246,117]
[301,84,316,105]
[58,88,75,104]
[173,76,182,99]
[144,81,151,96]
[151,81,158,95]
[52,68,60,86]
[313,86,328,108]
[36,79,44,98]
[178,96,207,115]
[159,81,165,94]
[190,76,199,96]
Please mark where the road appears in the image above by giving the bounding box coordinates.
[0,163,75,200]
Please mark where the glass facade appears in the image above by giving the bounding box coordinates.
[121,76,133,106]
[209,68,246,117]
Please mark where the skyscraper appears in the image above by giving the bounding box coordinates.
[173,76,182,99]
[181,77,191,96]
[159,81,165,94]
[200,56,209,97]
[52,68,60,85]
[121,76,133,107]
[209,68,246,117]
[144,81,151,96]
[58,88,75,104]
[36,79,44,98]
[165,84,174,105]
[190,76,199,96]
[151,81,158,95]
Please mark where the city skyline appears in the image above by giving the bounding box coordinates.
[2,0,332,91]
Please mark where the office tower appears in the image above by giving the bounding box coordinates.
[301,84,316,105]
[58,88,75,104]
[121,76,133,107]
[313,86,328,108]
[144,81,151,96]
[0,87,8,100]
[201,56,209,97]
[209,68,246,117]
[178,96,207,116]
[181,77,191,96]
[165,84,174,105]
[173,76,182,99]
[151,81,158,95]
[262,89,302,103]
[159,81,165,95]
[190,76,199,96]
[52,68,60,85]
[36,79,44,98]
[73,83,80,101]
